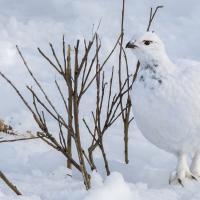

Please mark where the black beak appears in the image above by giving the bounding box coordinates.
[126,41,137,49]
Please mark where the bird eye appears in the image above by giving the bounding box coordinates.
[143,40,152,46]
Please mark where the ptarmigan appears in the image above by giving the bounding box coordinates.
[126,31,200,185]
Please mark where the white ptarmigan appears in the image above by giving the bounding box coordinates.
[126,31,200,185]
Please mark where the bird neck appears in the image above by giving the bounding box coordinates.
[139,52,175,76]
[136,53,176,89]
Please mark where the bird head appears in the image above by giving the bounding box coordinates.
[126,32,166,64]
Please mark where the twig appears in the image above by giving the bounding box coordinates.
[0,170,22,195]
[147,6,164,31]
[0,136,41,143]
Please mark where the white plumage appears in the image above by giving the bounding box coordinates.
[126,32,200,185]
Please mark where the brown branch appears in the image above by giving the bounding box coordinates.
[49,42,64,73]
[117,0,132,164]
[26,86,68,130]
[0,71,44,131]
[38,48,61,74]
[37,131,82,172]
[147,5,164,31]
[55,80,69,113]
[81,34,122,96]
[17,46,63,122]
[118,0,125,120]
[66,45,73,169]
[73,40,91,189]
[63,35,67,73]
[0,136,41,143]
[0,171,22,195]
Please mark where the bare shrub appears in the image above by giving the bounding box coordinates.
[0,1,163,190]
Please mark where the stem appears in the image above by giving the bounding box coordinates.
[0,171,22,195]
[66,45,73,169]
[73,41,90,190]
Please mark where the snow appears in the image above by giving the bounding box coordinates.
[0,0,200,199]
[85,172,134,200]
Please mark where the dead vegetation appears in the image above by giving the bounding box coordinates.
[0,0,163,192]
[0,171,22,195]
[0,119,12,134]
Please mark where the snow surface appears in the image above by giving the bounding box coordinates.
[0,0,200,199]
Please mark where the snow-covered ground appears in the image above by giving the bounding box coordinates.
[0,0,200,199]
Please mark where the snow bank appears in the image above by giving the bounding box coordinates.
[85,172,135,200]
[85,172,180,200]
[1,0,200,200]
[0,190,41,200]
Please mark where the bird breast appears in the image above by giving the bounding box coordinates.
[131,64,200,154]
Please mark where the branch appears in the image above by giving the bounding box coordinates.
[147,5,164,31]
[0,136,41,143]
[0,171,22,195]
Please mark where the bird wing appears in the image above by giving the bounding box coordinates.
[176,58,200,70]
[174,58,200,117]
[175,58,200,83]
